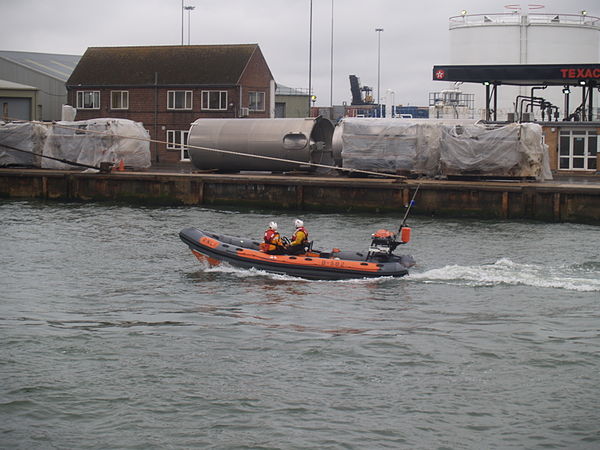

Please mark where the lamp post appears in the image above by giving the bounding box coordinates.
[330,0,334,108]
[375,28,383,117]
[181,0,184,45]
[184,6,195,45]
[308,0,313,115]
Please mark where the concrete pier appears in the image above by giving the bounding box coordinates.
[0,169,598,224]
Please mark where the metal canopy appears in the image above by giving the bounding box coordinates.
[432,64,600,121]
[432,64,600,86]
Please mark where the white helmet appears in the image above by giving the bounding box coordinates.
[268,221,277,230]
[294,219,304,228]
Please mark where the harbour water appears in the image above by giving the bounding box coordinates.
[1,200,599,449]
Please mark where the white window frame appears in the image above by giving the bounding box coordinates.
[249,91,265,112]
[76,91,100,110]
[167,130,190,161]
[110,90,129,110]
[167,91,193,110]
[201,90,228,111]
[558,129,598,171]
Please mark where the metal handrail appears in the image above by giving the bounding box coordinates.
[449,12,600,30]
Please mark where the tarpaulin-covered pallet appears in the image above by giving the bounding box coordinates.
[337,118,552,180]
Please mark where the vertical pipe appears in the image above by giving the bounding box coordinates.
[588,86,593,121]
[493,84,497,121]
[154,72,159,162]
[485,83,490,121]
[582,85,587,121]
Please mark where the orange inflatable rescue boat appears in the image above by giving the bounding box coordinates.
[179,226,415,280]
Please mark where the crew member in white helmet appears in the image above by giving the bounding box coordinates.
[287,219,309,255]
[263,221,286,254]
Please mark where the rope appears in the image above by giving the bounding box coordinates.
[1,117,407,180]
[0,142,100,170]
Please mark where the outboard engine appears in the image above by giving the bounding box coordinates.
[367,227,411,259]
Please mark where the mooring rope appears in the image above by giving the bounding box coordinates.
[1,118,407,180]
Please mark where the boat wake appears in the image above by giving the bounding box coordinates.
[200,262,391,284]
[409,258,600,292]
[193,258,600,291]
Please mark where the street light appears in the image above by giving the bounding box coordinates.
[376,28,383,117]
[184,5,195,45]
[181,0,184,45]
[330,0,334,108]
[308,0,313,114]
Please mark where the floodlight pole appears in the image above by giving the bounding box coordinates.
[330,0,334,108]
[308,0,313,115]
[184,6,195,45]
[376,28,384,117]
[181,0,184,45]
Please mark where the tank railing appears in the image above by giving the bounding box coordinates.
[276,86,311,96]
[449,12,600,29]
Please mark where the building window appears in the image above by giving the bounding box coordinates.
[76,91,100,109]
[559,129,597,171]
[168,91,193,110]
[249,91,265,111]
[167,130,190,160]
[111,91,129,110]
[201,91,227,110]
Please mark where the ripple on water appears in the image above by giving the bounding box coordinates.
[1,201,599,449]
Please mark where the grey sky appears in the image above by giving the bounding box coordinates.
[1,0,598,106]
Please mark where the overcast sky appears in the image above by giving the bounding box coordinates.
[2,0,598,106]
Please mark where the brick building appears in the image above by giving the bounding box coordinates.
[66,44,274,165]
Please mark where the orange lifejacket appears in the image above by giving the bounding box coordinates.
[263,229,283,252]
[291,226,308,246]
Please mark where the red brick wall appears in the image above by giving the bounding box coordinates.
[68,83,272,164]
[238,48,273,115]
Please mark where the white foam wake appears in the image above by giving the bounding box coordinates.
[409,258,600,292]
[201,262,390,284]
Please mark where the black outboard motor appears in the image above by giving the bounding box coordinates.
[367,228,411,259]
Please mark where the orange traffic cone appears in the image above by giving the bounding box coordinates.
[116,159,125,171]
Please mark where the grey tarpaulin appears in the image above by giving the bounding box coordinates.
[440,122,552,180]
[42,119,151,170]
[0,122,47,167]
[338,118,552,180]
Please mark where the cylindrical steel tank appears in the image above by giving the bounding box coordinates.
[187,117,334,172]
[446,10,600,120]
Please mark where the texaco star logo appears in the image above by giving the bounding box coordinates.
[435,69,446,79]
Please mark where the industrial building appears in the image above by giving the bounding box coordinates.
[275,84,310,118]
[0,51,81,121]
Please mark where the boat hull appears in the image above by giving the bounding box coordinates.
[179,227,414,280]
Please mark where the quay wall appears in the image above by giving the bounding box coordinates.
[0,169,599,225]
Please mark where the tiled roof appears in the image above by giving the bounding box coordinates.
[67,44,262,86]
[0,50,81,82]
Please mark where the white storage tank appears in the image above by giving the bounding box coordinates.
[447,8,600,120]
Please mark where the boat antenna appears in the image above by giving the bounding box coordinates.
[399,184,420,231]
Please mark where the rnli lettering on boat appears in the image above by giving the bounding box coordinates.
[200,236,220,248]
[236,248,380,272]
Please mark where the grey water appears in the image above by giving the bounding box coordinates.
[1,200,599,450]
